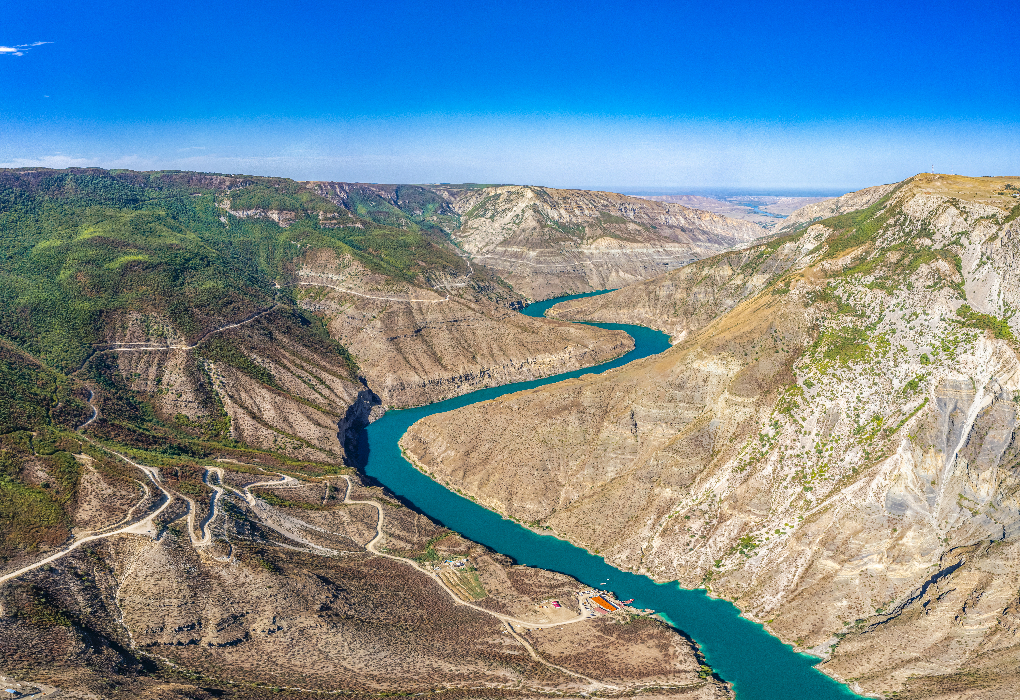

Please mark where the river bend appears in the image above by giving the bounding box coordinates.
[360,291,861,700]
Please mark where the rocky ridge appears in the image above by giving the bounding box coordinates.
[293,248,632,408]
[0,168,714,697]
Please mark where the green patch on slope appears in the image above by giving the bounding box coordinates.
[955,304,1015,341]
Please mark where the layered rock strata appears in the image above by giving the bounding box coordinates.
[294,248,633,408]
[440,185,764,300]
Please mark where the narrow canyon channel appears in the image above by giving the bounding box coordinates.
[361,291,861,700]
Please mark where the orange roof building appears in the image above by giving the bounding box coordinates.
[591,595,617,612]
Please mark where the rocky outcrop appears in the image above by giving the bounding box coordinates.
[307,181,765,301]
[437,185,764,300]
[105,306,366,462]
[401,174,1020,698]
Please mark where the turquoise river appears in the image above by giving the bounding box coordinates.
[361,291,861,700]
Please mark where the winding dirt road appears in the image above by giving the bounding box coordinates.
[0,447,175,592]
[337,475,615,689]
[5,319,617,690]
[292,281,450,303]
[83,303,281,359]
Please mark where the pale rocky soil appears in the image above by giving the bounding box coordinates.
[0,460,730,699]
[71,458,141,535]
[402,174,1020,699]
[547,226,824,341]
[437,185,764,300]
[309,181,761,301]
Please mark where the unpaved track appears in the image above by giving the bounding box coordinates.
[80,387,100,427]
[338,476,616,689]
[0,447,175,592]
[0,424,222,593]
[226,470,338,554]
[86,303,280,356]
[72,300,282,375]
[15,345,614,689]
[338,476,591,629]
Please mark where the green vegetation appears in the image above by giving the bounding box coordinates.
[0,430,88,561]
[731,534,760,557]
[414,532,454,563]
[955,304,1015,341]
[0,169,465,372]
[815,188,900,256]
[196,337,278,388]
[808,287,860,316]
[902,376,924,394]
[0,342,88,434]
[12,583,75,627]
[820,325,873,365]
[839,239,961,293]
[889,398,929,436]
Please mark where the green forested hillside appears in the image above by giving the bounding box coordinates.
[0,168,468,561]
[0,168,467,373]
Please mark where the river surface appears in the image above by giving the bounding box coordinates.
[362,291,860,700]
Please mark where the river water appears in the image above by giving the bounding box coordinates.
[361,291,860,700]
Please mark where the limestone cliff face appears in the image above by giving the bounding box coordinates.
[401,174,1020,698]
[294,248,634,408]
[307,181,765,301]
[438,185,764,300]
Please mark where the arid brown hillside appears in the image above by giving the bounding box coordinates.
[402,173,1020,699]
[292,247,633,408]
[1,454,731,698]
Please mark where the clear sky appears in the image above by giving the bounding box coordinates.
[1,0,1017,191]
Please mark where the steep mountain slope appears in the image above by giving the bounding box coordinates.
[305,182,764,301]
[437,185,764,300]
[0,168,707,697]
[401,173,1020,699]
[292,246,630,408]
[546,228,822,341]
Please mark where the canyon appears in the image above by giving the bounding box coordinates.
[402,174,1020,699]
[5,167,1020,699]
[0,168,738,698]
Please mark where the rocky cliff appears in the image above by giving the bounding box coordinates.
[438,185,764,300]
[401,173,1020,699]
[308,182,766,301]
[0,168,706,697]
[545,229,820,341]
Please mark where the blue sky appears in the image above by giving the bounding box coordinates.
[1,0,1017,191]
